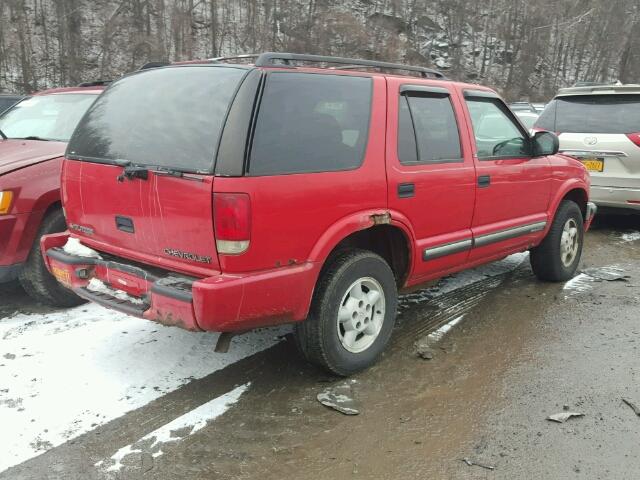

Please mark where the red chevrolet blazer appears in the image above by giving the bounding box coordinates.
[0,83,104,306]
[42,53,596,374]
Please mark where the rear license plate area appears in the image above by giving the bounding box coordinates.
[579,157,604,172]
[52,265,72,287]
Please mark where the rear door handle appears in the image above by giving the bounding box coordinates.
[478,175,491,188]
[115,215,135,233]
[397,183,415,198]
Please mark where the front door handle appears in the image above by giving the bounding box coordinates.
[478,175,491,188]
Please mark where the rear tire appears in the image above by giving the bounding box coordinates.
[294,249,397,376]
[19,209,86,308]
[530,200,584,282]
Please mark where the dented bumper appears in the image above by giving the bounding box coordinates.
[41,232,317,332]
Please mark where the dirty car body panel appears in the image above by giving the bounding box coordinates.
[43,59,594,335]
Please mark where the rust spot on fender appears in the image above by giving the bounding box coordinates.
[370,212,391,225]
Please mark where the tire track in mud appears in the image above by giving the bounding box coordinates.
[392,265,530,348]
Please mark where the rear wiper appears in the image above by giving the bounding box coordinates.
[117,164,148,182]
[16,136,51,141]
[152,167,204,182]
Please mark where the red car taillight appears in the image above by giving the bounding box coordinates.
[213,193,251,255]
[625,132,640,148]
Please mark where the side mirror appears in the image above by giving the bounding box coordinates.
[531,130,559,156]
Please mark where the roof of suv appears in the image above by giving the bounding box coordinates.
[556,84,640,96]
[169,52,494,94]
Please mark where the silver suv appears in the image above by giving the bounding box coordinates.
[535,84,640,213]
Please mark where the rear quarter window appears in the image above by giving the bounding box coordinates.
[248,72,372,176]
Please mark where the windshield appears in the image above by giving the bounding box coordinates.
[535,94,640,133]
[67,66,247,173]
[0,94,97,141]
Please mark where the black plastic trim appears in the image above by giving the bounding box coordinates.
[47,248,98,265]
[463,89,499,99]
[76,288,149,316]
[423,239,472,261]
[215,69,263,176]
[473,221,547,248]
[400,85,449,95]
[151,283,193,302]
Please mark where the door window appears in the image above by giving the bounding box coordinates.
[248,72,372,176]
[465,98,529,159]
[397,93,462,164]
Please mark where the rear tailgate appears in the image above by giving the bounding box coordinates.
[59,64,252,277]
[559,133,640,188]
[63,160,220,276]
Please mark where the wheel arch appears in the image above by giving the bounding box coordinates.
[308,210,415,290]
[549,181,589,221]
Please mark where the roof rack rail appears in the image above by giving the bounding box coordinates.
[210,54,261,63]
[77,80,112,88]
[218,52,444,79]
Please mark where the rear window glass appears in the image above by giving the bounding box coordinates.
[67,66,247,173]
[397,93,462,164]
[535,95,640,134]
[248,72,372,176]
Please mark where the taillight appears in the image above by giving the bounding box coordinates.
[626,132,640,147]
[0,190,14,215]
[213,193,251,255]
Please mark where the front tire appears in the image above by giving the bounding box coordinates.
[294,249,398,376]
[530,200,584,282]
[19,209,86,308]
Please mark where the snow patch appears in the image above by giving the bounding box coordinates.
[0,305,287,473]
[563,273,592,293]
[62,237,101,258]
[86,278,145,305]
[96,383,249,472]
[621,231,640,243]
[427,315,465,343]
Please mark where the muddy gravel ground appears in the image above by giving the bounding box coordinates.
[1,215,639,479]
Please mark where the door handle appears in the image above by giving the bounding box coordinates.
[397,183,415,198]
[478,175,491,188]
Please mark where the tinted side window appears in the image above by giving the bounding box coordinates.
[465,98,529,159]
[397,93,462,164]
[533,99,557,131]
[248,73,372,176]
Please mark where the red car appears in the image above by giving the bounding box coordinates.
[0,83,105,306]
[42,53,596,374]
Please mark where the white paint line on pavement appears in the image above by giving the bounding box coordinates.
[0,304,287,473]
[95,383,250,472]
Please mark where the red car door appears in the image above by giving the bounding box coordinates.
[459,89,551,260]
[386,78,476,285]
